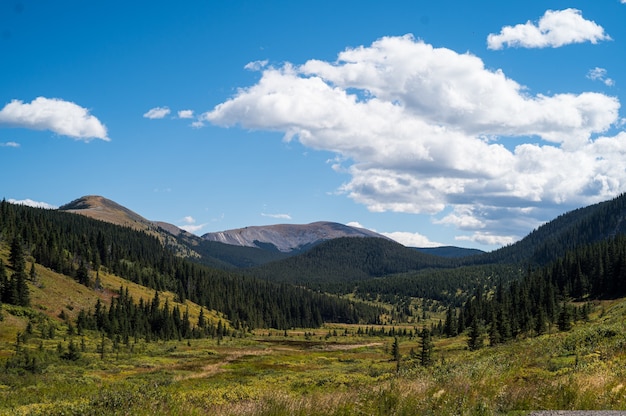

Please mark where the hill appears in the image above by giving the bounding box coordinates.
[59,195,206,260]
[0,200,382,330]
[57,196,398,269]
[413,246,484,258]
[247,237,456,291]
[479,193,626,266]
[202,221,390,253]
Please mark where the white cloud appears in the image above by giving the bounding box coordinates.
[177,215,208,234]
[346,221,365,229]
[261,213,292,220]
[245,60,269,71]
[179,223,208,233]
[143,106,171,119]
[456,233,516,247]
[487,9,611,50]
[0,97,109,141]
[204,35,624,246]
[381,231,442,248]
[0,141,19,147]
[347,221,441,247]
[8,198,57,209]
[178,109,194,119]
[587,67,615,87]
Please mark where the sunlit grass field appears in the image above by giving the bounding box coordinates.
[2,248,626,415]
[2,301,626,415]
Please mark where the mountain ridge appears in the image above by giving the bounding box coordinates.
[202,221,392,253]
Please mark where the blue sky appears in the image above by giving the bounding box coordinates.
[1,1,625,250]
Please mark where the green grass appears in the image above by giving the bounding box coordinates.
[1,307,626,415]
[2,249,626,414]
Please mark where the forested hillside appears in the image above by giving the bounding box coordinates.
[440,233,626,348]
[0,200,382,330]
[478,193,626,266]
[246,236,457,292]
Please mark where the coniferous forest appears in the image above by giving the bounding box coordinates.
[4,194,626,414]
[0,200,381,332]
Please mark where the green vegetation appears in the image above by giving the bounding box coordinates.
[3,192,626,414]
[0,200,381,329]
[1,300,626,415]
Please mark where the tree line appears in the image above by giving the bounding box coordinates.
[0,200,382,329]
[441,234,626,349]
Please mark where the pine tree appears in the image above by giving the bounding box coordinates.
[467,318,484,351]
[76,261,90,286]
[557,303,572,331]
[0,260,8,303]
[419,327,433,366]
[9,236,26,273]
[391,336,401,372]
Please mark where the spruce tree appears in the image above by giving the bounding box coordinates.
[557,303,572,331]
[391,336,401,372]
[467,318,484,351]
[9,236,26,273]
[0,260,8,303]
[419,327,433,366]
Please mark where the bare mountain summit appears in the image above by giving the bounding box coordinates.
[59,195,155,231]
[58,195,201,258]
[202,221,390,253]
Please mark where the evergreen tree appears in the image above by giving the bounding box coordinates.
[14,271,30,307]
[76,261,90,286]
[419,327,433,366]
[9,236,26,273]
[467,318,484,351]
[391,336,401,372]
[0,260,8,303]
[557,303,572,331]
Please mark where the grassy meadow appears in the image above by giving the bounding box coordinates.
[1,250,626,414]
[2,299,626,415]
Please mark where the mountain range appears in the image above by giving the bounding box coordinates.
[5,191,626,329]
[58,195,479,267]
[57,193,626,275]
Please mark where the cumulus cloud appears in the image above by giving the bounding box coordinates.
[8,198,57,209]
[178,109,194,119]
[381,231,442,248]
[487,9,611,50]
[587,67,615,87]
[0,97,109,141]
[347,221,441,247]
[143,106,171,119]
[204,34,624,246]
[245,60,269,71]
[178,216,208,234]
[0,141,19,147]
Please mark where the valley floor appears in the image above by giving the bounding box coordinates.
[2,301,626,416]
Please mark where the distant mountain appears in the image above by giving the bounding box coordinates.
[202,221,391,253]
[60,195,156,231]
[414,246,484,258]
[57,196,392,269]
[59,195,203,259]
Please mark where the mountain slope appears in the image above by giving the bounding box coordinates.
[1,200,382,329]
[59,195,207,260]
[247,236,456,291]
[60,195,156,231]
[202,221,390,253]
[477,193,626,266]
[414,246,484,258]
